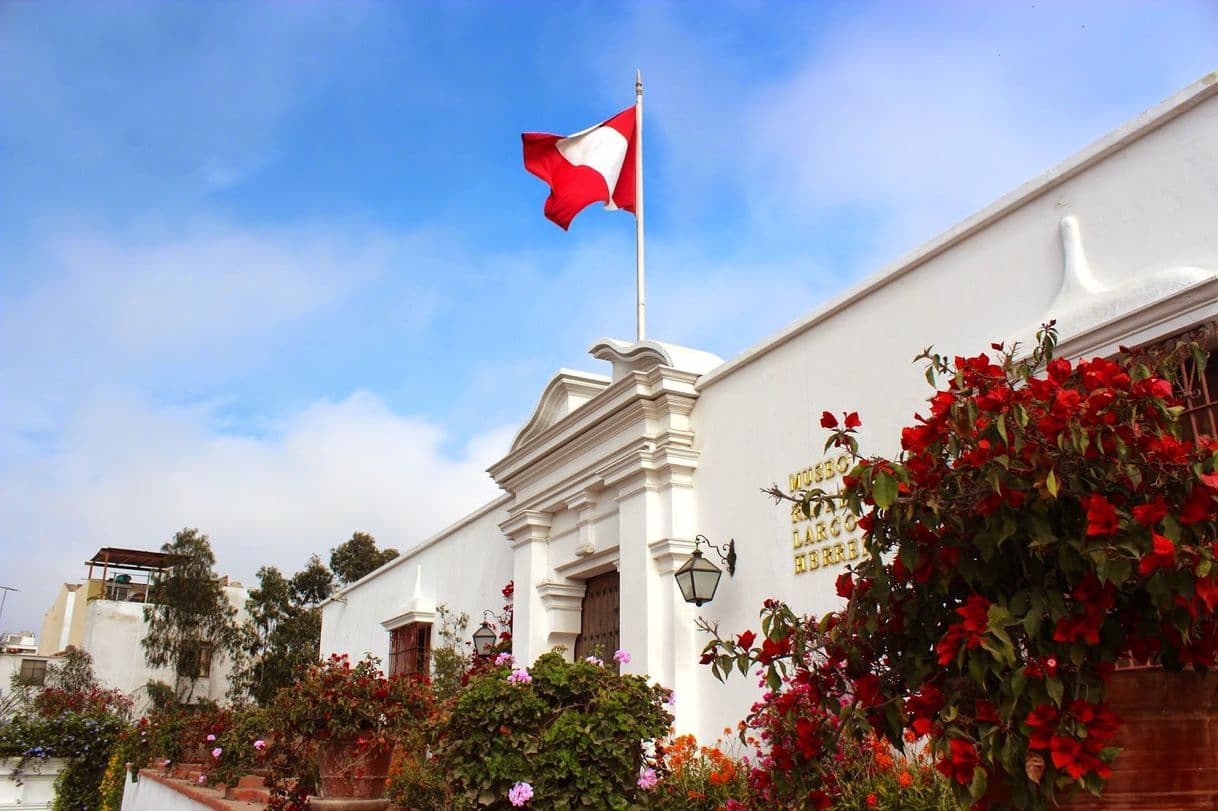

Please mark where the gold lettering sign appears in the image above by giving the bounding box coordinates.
[786,454,867,576]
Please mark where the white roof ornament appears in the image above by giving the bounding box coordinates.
[379,564,436,630]
[1011,216,1218,356]
[587,338,723,381]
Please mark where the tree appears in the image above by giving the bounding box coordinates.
[234,555,334,705]
[142,528,239,702]
[329,531,398,586]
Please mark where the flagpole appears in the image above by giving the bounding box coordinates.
[634,69,646,343]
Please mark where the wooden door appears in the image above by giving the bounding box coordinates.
[574,571,620,669]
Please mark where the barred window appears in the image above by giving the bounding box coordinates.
[1129,321,1218,443]
[389,622,431,677]
[18,659,47,686]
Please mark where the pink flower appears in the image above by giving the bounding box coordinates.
[211,747,222,758]
[613,649,631,664]
[205,734,216,742]
[664,690,675,706]
[253,739,266,751]
[161,758,171,767]
[584,655,603,666]
[197,774,207,784]
[637,767,658,790]
[494,652,515,666]
[507,668,532,685]
[508,781,534,806]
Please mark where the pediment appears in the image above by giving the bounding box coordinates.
[511,370,611,451]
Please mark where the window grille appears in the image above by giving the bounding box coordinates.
[18,659,47,686]
[389,623,431,677]
[1126,321,1218,443]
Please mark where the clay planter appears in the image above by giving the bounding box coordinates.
[317,737,393,800]
[1055,667,1218,809]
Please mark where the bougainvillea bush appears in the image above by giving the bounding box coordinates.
[270,653,430,744]
[436,651,672,809]
[702,326,1218,809]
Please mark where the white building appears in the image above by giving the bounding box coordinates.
[321,72,1218,743]
[39,548,248,711]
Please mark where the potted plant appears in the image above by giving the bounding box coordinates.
[701,325,1218,809]
[270,653,430,802]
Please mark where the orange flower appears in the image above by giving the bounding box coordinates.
[898,770,914,788]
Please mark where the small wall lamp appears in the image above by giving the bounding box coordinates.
[472,610,499,656]
[674,535,737,606]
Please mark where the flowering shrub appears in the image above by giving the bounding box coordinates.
[0,709,126,810]
[828,732,959,810]
[641,733,749,810]
[206,705,270,788]
[269,653,430,744]
[437,652,672,809]
[701,327,1218,809]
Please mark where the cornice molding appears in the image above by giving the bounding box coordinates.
[649,537,699,576]
[499,510,553,547]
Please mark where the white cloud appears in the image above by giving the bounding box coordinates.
[0,221,442,430]
[621,2,1218,263]
[0,389,512,634]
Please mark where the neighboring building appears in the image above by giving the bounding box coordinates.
[0,631,37,655]
[320,72,1218,743]
[38,547,248,711]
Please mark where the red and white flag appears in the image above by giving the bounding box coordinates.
[522,106,637,230]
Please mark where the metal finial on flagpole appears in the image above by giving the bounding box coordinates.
[634,69,646,342]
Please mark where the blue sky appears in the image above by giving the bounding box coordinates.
[1,1,1215,633]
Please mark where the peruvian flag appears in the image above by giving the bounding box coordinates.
[522,106,637,230]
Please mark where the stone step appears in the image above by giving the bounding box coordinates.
[236,775,266,789]
[226,785,271,803]
[172,762,204,780]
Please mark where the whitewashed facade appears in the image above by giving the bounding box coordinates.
[321,72,1218,743]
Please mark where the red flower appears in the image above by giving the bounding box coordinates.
[737,630,757,650]
[1138,532,1176,575]
[835,572,855,599]
[1050,735,1087,779]
[936,738,980,785]
[1084,494,1119,536]
[1047,358,1072,383]
[820,411,838,429]
[866,793,879,807]
[1023,703,1059,750]
[1132,497,1169,527]
[844,411,861,429]
[1180,485,1215,524]
[757,636,791,665]
[974,700,1000,724]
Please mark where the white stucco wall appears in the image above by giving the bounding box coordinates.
[320,497,514,665]
[81,583,249,712]
[120,770,212,811]
[684,73,1218,741]
[0,758,67,810]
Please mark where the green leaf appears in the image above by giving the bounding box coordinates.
[1046,468,1059,498]
[969,762,989,801]
[1106,557,1132,585]
[873,471,898,508]
[1046,677,1064,707]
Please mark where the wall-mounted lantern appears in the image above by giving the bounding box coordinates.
[674,535,737,606]
[472,611,498,656]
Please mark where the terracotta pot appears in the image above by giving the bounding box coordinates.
[1055,667,1218,809]
[318,737,393,800]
